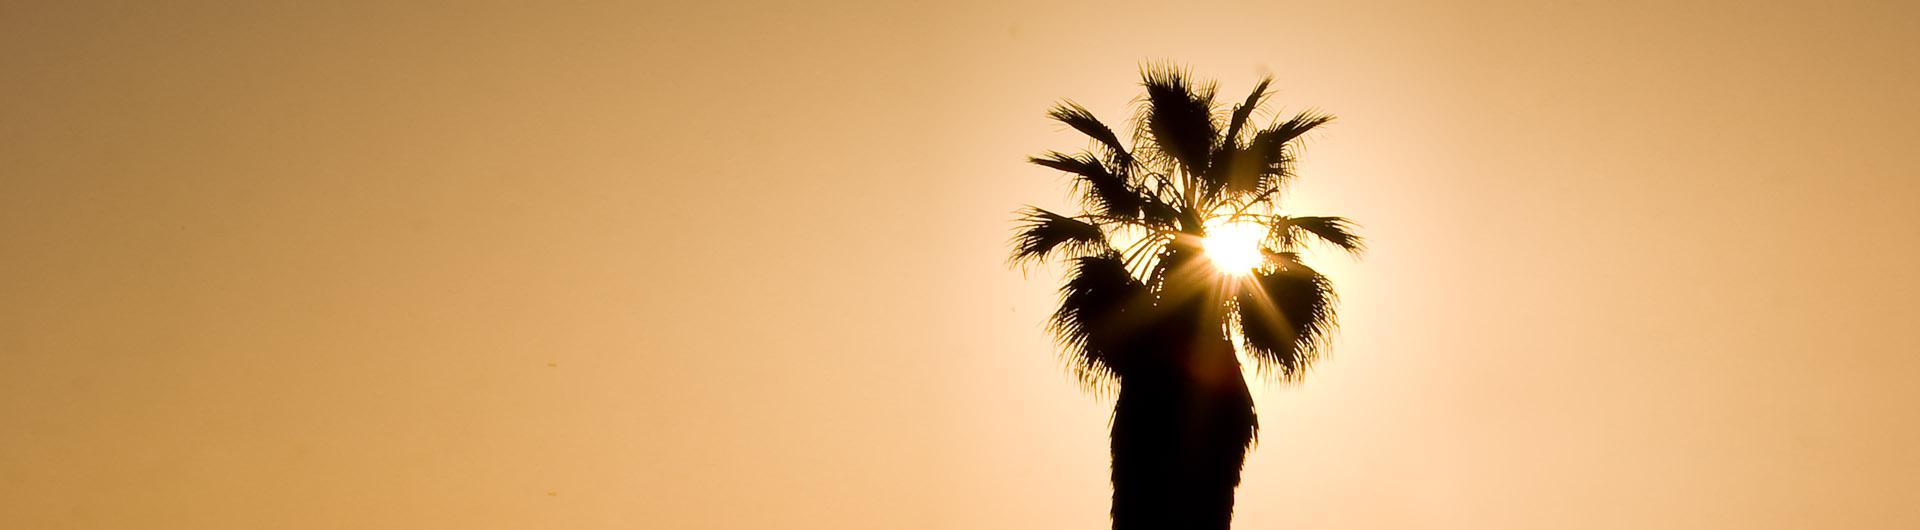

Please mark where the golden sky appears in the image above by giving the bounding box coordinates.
[4,1,1918,528]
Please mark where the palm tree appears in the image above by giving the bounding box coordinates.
[1011,64,1363,530]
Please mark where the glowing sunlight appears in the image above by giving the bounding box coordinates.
[1202,221,1266,275]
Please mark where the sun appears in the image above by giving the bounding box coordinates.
[1202,221,1266,275]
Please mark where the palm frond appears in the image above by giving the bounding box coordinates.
[1221,77,1272,149]
[1049,252,1150,388]
[1223,110,1335,195]
[1258,110,1335,149]
[1029,151,1142,218]
[1140,63,1220,181]
[1139,191,1181,229]
[1010,207,1110,268]
[1204,77,1275,198]
[1047,101,1132,166]
[1234,255,1338,382]
[1276,215,1365,255]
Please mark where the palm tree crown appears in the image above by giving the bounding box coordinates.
[1012,64,1363,391]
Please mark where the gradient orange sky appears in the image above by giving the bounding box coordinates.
[5,1,1918,528]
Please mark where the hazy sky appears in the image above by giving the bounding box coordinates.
[5,1,1918,528]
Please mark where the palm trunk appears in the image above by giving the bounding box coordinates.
[1109,281,1258,530]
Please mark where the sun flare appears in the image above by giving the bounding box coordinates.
[1202,222,1266,275]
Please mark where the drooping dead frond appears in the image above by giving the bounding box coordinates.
[1234,253,1338,382]
[1049,252,1151,389]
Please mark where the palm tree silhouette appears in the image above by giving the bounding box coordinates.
[1012,64,1362,530]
